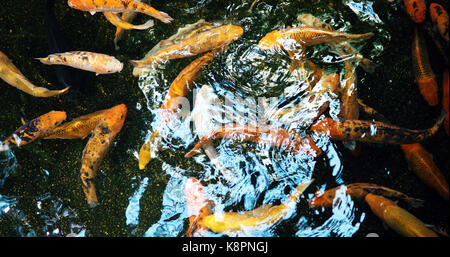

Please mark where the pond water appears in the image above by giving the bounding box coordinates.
[0,0,448,237]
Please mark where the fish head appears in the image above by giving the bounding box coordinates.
[258,30,282,50]
[67,0,89,11]
[308,189,335,208]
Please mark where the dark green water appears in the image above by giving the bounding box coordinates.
[0,0,448,237]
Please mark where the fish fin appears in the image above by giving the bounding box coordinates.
[406,197,424,208]
[20,118,26,125]
[90,11,96,15]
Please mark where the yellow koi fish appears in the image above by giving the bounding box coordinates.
[103,12,154,31]
[0,51,69,97]
[258,26,374,52]
[0,111,67,151]
[130,24,243,68]
[201,180,312,234]
[37,51,123,75]
[79,104,127,207]
[67,0,173,24]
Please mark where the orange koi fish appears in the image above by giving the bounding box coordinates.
[114,12,137,49]
[365,193,438,237]
[185,124,322,158]
[67,0,173,24]
[443,69,449,135]
[103,12,154,31]
[185,177,214,237]
[79,104,127,207]
[202,180,312,234]
[138,51,216,170]
[258,26,374,52]
[37,51,123,75]
[401,143,449,201]
[403,0,426,23]
[310,112,446,144]
[0,111,66,151]
[43,109,110,140]
[309,183,423,208]
[430,3,449,44]
[411,26,439,106]
[130,24,243,68]
[0,51,69,97]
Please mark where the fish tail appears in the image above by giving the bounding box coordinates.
[406,197,425,208]
[133,19,155,30]
[417,77,439,106]
[32,86,70,97]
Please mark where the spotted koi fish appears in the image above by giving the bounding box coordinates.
[401,143,449,201]
[309,183,423,208]
[185,124,322,158]
[258,26,374,52]
[310,111,446,144]
[202,180,312,234]
[443,69,449,135]
[37,51,123,75]
[365,193,438,237]
[403,0,426,23]
[430,3,449,44]
[43,109,110,140]
[103,12,154,31]
[0,51,69,97]
[79,104,127,207]
[185,177,214,237]
[67,0,173,24]
[0,111,67,151]
[138,51,216,170]
[130,24,243,68]
[411,26,439,106]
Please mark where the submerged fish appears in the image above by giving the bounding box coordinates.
[0,111,67,151]
[401,143,449,201]
[0,51,69,97]
[130,24,243,69]
[258,26,374,52]
[365,193,438,237]
[185,124,322,158]
[403,0,426,23]
[67,0,173,24]
[309,183,423,208]
[37,51,123,75]
[430,3,449,44]
[113,12,137,49]
[310,111,446,144]
[185,177,214,237]
[79,104,127,207]
[411,26,438,106]
[201,180,312,234]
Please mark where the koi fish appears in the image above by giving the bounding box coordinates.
[37,51,123,75]
[185,124,322,158]
[258,26,374,52]
[430,3,449,44]
[138,51,216,170]
[401,143,449,201]
[0,51,69,97]
[79,104,127,207]
[403,0,426,23]
[130,24,243,68]
[310,111,446,144]
[411,26,439,106]
[296,13,376,73]
[103,12,154,31]
[113,12,137,49]
[67,0,173,24]
[43,109,110,140]
[365,193,438,237]
[185,177,214,237]
[443,69,449,135]
[0,111,67,151]
[309,183,423,208]
[201,180,312,234]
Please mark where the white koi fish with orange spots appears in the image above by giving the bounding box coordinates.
[37,51,123,75]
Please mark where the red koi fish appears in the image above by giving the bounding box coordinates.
[411,26,439,106]
[309,183,423,208]
[430,3,449,44]
[185,124,322,158]
[0,111,67,151]
[310,112,446,144]
[401,143,449,201]
[67,0,173,24]
[79,104,127,207]
[403,0,426,23]
[365,193,438,237]
[185,177,214,237]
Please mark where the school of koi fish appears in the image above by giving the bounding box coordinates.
[0,0,448,237]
